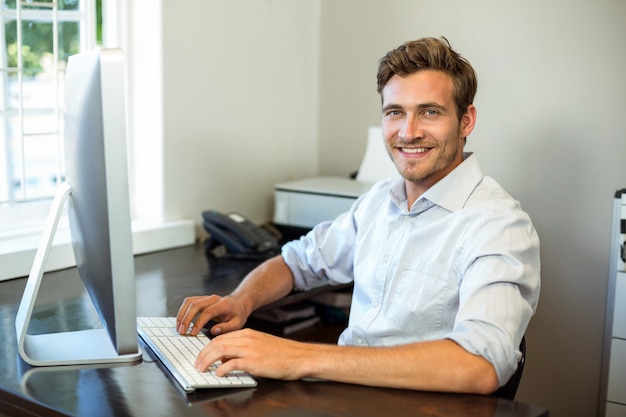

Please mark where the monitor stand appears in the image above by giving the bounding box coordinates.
[14,182,142,366]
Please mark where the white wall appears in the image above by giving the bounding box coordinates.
[130,1,626,416]
[160,1,321,226]
[318,1,626,417]
[127,0,321,227]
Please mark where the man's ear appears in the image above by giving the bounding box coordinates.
[460,104,477,138]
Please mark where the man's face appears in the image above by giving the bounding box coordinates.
[381,70,475,197]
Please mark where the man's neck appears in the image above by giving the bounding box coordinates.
[405,181,428,210]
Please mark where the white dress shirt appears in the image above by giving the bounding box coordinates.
[281,153,541,385]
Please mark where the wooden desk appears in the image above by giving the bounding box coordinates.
[0,244,549,417]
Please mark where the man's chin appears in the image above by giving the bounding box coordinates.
[396,163,429,182]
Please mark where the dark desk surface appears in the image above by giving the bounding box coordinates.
[0,244,549,417]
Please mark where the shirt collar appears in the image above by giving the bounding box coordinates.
[389,152,484,213]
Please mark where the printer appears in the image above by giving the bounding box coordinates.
[273,127,398,229]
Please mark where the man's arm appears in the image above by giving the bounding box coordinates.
[195,330,499,394]
[305,339,499,393]
[176,255,295,335]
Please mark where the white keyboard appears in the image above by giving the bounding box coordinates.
[137,317,257,392]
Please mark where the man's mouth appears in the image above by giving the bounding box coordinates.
[400,147,429,154]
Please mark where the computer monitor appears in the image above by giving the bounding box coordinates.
[15,49,142,366]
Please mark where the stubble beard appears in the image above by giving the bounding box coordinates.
[387,140,460,184]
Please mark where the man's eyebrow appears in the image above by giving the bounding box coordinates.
[381,103,403,112]
[382,102,448,113]
[416,102,447,112]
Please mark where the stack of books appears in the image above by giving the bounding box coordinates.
[246,302,321,336]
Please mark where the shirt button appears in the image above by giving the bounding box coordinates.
[356,338,364,345]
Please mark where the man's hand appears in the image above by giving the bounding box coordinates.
[176,293,251,336]
[176,255,296,336]
[195,328,314,380]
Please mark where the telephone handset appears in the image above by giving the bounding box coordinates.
[201,210,280,257]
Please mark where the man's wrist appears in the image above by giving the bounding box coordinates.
[228,291,256,320]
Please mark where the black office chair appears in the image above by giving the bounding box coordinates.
[491,336,526,400]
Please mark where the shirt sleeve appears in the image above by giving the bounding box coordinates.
[281,203,361,291]
[444,207,541,387]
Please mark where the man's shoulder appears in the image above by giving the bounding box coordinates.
[467,176,527,213]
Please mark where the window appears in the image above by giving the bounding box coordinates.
[0,0,99,221]
[0,2,194,281]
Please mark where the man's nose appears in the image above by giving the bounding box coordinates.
[399,116,423,141]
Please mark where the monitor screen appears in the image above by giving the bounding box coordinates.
[15,49,141,366]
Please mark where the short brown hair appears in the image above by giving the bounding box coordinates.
[377,37,477,121]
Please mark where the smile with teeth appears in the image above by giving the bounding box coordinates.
[401,147,429,154]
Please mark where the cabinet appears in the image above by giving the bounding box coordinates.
[602,190,626,416]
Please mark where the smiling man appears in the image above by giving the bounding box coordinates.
[177,37,541,395]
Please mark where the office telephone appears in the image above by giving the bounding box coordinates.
[201,210,280,257]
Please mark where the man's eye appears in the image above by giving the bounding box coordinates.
[424,109,439,116]
[386,110,402,117]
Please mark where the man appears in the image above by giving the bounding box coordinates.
[177,37,540,394]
